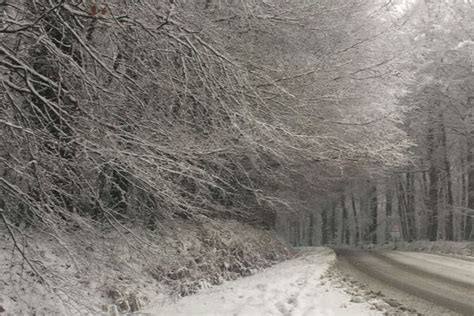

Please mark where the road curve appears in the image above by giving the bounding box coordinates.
[335,249,474,316]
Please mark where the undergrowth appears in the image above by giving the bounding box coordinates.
[0,218,292,315]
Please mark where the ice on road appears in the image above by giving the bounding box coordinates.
[145,247,380,316]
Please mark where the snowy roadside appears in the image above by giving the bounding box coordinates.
[0,219,291,315]
[144,247,382,316]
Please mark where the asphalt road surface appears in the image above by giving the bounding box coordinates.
[335,249,474,316]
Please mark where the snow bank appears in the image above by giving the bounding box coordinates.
[144,247,381,316]
[0,219,291,315]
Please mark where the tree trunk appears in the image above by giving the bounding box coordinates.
[440,118,454,240]
[465,97,474,240]
[407,173,418,240]
[461,155,468,240]
[465,141,473,240]
[427,124,439,241]
[336,202,344,246]
[341,194,350,245]
[376,180,387,245]
[386,186,393,241]
[369,186,378,244]
[351,194,360,245]
[397,175,409,240]
[322,208,328,245]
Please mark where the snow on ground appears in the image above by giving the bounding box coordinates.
[0,220,292,315]
[144,247,381,316]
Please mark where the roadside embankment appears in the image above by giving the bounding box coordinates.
[0,218,292,315]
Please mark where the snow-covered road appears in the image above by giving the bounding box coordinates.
[336,249,474,316]
[382,251,474,285]
[144,248,380,316]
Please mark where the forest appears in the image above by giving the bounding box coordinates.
[1,0,473,245]
[280,0,474,246]
[0,0,473,313]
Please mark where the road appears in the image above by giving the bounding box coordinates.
[335,249,474,316]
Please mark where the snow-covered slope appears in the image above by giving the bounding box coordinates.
[144,248,381,316]
[0,219,291,315]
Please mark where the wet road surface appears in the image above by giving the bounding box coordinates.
[335,249,474,316]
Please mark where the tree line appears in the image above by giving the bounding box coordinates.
[1,0,472,247]
[279,0,474,246]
